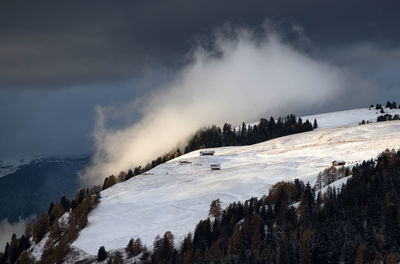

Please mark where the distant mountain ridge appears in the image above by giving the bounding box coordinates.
[0,156,41,178]
[0,156,89,222]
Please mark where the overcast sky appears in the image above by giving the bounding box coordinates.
[1,0,400,160]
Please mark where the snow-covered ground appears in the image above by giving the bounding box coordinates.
[72,108,400,255]
[303,107,400,129]
[0,156,41,178]
[317,175,352,196]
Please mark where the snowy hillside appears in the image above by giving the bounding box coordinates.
[0,156,41,178]
[302,107,400,129]
[72,108,400,255]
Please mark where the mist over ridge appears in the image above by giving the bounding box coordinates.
[81,24,372,185]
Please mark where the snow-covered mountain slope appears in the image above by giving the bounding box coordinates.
[72,114,400,255]
[0,156,41,178]
[303,107,400,129]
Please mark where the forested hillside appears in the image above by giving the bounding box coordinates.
[115,149,400,264]
[185,114,315,153]
[124,114,315,182]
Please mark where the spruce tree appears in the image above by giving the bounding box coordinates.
[60,196,71,212]
[313,118,318,129]
[97,246,107,261]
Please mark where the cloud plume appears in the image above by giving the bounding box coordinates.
[0,219,28,251]
[82,25,364,185]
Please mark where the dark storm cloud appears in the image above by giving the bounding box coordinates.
[0,70,173,160]
[1,0,399,89]
[1,0,400,161]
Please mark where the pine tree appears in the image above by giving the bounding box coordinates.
[174,149,181,158]
[97,246,107,261]
[126,238,143,258]
[32,213,49,243]
[313,118,318,129]
[60,196,71,212]
[125,169,134,180]
[209,199,222,219]
[240,122,247,140]
[102,175,117,190]
[152,232,174,262]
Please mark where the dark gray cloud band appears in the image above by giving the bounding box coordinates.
[1,0,400,161]
[1,0,399,89]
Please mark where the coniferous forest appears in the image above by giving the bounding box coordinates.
[124,114,315,182]
[185,115,315,153]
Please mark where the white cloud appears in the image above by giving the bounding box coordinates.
[0,218,28,251]
[81,26,365,185]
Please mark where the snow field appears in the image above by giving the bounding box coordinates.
[72,109,400,255]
